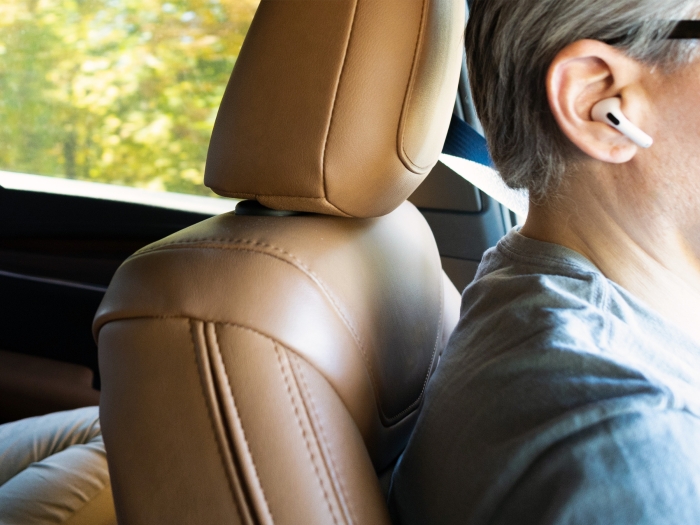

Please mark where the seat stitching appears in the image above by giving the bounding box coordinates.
[292,356,357,525]
[320,0,360,209]
[211,323,274,524]
[99,307,434,425]
[133,242,360,349]
[102,315,372,430]
[188,320,245,524]
[274,343,341,525]
[132,239,394,418]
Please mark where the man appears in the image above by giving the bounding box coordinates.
[390,0,700,523]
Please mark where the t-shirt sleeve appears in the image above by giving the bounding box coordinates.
[490,410,700,525]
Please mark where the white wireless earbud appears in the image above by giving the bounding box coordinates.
[591,97,653,149]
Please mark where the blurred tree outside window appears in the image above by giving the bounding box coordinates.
[0,0,259,196]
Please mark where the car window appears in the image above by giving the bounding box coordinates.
[0,0,260,196]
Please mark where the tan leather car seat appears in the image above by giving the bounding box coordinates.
[93,0,465,523]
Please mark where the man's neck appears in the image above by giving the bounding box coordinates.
[520,196,700,344]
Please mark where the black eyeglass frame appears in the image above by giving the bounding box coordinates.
[669,20,700,39]
[603,21,700,46]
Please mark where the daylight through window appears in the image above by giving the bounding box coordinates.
[0,0,259,196]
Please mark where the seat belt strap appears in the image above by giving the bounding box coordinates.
[441,114,493,167]
[439,114,529,217]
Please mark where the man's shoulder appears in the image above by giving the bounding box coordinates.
[391,306,692,524]
[488,408,700,525]
[422,231,665,476]
[388,233,694,524]
[471,229,609,312]
[391,402,700,525]
[454,232,614,375]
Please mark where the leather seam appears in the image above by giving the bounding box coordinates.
[131,241,357,337]
[210,323,274,524]
[99,304,429,427]
[188,320,246,524]
[291,355,357,525]
[101,314,368,426]
[274,343,342,525]
[397,0,432,174]
[133,240,369,387]
[319,0,360,215]
[131,238,407,422]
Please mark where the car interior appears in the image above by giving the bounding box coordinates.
[0,0,522,521]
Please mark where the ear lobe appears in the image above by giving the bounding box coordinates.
[547,40,642,164]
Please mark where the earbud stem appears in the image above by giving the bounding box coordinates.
[591,98,653,149]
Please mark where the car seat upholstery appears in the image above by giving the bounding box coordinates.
[93,0,465,523]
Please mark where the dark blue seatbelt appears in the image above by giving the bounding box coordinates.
[441,114,493,168]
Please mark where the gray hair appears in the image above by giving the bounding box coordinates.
[465,0,700,202]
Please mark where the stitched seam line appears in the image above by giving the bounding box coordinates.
[398,0,430,173]
[132,239,364,362]
[294,358,357,525]
[320,0,360,211]
[102,315,382,432]
[132,242,357,342]
[210,324,273,524]
[136,240,370,389]
[189,320,245,524]
[274,344,341,525]
[102,248,434,429]
[132,238,396,420]
[99,312,433,425]
[135,239,364,356]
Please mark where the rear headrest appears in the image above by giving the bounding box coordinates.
[204,0,465,218]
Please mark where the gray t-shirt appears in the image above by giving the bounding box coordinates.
[389,229,700,524]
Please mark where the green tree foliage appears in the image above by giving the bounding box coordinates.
[0,0,259,195]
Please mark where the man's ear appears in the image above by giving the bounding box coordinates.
[547,39,648,164]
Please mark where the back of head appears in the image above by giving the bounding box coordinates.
[466,0,700,202]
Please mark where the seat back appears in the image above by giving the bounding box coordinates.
[94,1,465,523]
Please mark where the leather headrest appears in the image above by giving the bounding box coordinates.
[204,0,465,218]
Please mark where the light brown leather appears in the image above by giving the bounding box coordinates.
[95,202,460,524]
[97,0,465,521]
[204,0,465,218]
